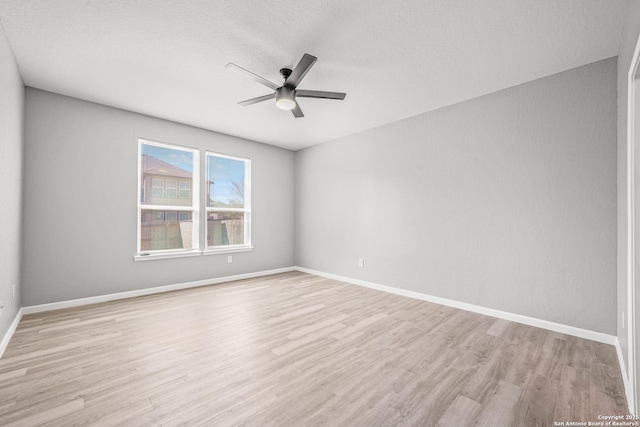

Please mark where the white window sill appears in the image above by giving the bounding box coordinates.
[134,250,202,262]
[203,246,253,256]
[134,246,253,261]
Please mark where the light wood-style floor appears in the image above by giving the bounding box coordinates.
[0,272,629,426]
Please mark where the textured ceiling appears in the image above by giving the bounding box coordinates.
[0,0,629,150]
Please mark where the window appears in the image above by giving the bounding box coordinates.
[136,139,251,260]
[206,152,251,250]
[166,179,178,198]
[138,139,199,256]
[151,178,164,197]
[179,180,190,199]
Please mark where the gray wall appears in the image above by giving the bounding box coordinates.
[296,58,617,334]
[617,0,640,409]
[0,21,23,338]
[22,88,295,305]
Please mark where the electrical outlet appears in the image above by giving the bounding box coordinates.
[227,255,233,264]
[622,311,625,329]
[12,284,15,300]
[358,258,364,267]
[0,300,3,317]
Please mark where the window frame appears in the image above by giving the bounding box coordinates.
[136,138,200,260]
[204,151,252,254]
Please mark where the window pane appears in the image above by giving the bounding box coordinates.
[151,178,164,197]
[166,180,178,198]
[141,144,193,206]
[140,209,194,251]
[207,155,245,208]
[207,211,245,247]
[179,180,190,199]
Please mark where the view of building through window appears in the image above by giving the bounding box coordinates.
[139,141,198,253]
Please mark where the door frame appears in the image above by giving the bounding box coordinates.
[626,31,640,416]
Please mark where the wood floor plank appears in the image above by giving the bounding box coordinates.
[436,395,482,426]
[4,398,84,427]
[460,334,516,404]
[513,374,560,426]
[0,272,629,426]
[473,380,522,426]
[554,365,591,421]
[486,318,511,337]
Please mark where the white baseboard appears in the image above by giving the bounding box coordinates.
[8,265,634,413]
[18,265,617,346]
[22,267,295,315]
[295,266,617,346]
[0,308,23,358]
[615,338,636,414]
[8,265,634,410]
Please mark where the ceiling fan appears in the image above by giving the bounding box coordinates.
[225,53,346,118]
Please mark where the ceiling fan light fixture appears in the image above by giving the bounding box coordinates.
[276,98,296,110]
[275,87,296,110]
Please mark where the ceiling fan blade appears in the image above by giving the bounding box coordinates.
[291,103,304,118]
[238,93,275,106]
[225,63,279,90]
[296,90,346,100]
[285,54,317,89]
